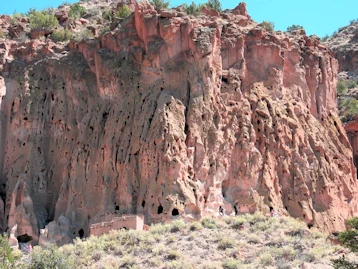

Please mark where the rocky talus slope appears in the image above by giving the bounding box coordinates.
[0,1,357,245]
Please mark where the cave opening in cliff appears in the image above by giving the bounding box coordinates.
[17,234,33,243]
[115,206,119,211]
[157,205,163,214]
[172,208,179,216]
[234,205,238,215]
[78,229,84,239]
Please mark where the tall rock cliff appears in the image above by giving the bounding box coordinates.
[0,1,357,245]
[325,22,358,175]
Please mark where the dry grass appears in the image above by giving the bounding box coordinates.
[19,212,356,268]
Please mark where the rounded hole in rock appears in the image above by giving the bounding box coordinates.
[172,208,179,216]
[78,229,84,239]
[157,205,163,214]
[17,234,33,243]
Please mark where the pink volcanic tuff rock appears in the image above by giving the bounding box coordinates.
[0,1,357,245]
[55,10,69,24]
[79,18,89,25]
[30,28,52,40]
[232,2,249,18]
[201,6,220,17]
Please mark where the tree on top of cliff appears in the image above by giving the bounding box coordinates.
[183,2,204,16]
[205,0,222,12]
[260,21,275,33]
[287,24,304,33]
[150,0,170,10]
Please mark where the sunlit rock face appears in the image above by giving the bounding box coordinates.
[0,1,357,244]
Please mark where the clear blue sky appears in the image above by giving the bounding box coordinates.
[1,0,357,37]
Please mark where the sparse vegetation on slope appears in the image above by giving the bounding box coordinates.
[287,24,304,33]
[151,0,170,10]
[205,0,222,12]
[29,10,58,29]
[68,3,86,20]
[4,213,351,268]
[332,217,358,268]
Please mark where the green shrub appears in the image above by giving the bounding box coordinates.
[218,237,235,250]
[340,98,358,121]
[222,258,241,269]
[69,3,86,20]
[50,28,72,42]
[189,221,203,231]
[30,244,73,269]
[321,35,329,42]
[150,223,171,234]
[205,0,222,12]
[183,2,204,16]
[166,249,182,260]
[0,235,18,269]
[332,217,358,269]
[332,256,357,269]
[99,26,111,35]
[0,31,5,38]
[286,24,304,33]
[348,80,358,89]
[259,253,274,266]
[166,260,192,269]
[116,5,131,18]
[102,8,113,21]
[201,217,218,229]
[170,219,186,233]
[150,0,170,9]
[73,29,93,42]
[29,11,58,29]
[338,217,358,252]
[260,21,275,32]
[11,12,24,24]
[337,79,348,95]
[229,216,246,229]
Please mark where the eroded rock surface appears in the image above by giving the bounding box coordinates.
[0,1,357,244]
[325,22,358,175]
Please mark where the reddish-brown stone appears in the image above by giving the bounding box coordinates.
[0,1,357,245]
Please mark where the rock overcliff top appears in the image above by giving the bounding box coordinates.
[0,0,357,246]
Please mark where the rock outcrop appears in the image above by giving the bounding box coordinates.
[0,1,357,245]
[325,22,358,175]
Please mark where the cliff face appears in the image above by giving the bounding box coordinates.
[0,1,357,245]
[325,23,358,175]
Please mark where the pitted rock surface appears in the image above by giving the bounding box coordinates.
[0,1,357,244]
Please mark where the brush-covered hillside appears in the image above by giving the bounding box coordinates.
[5,213,357,269]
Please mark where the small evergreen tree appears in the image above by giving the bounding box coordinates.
[205,0,222,12]
[68,3,86,20]
[286,24,304,33]
[183,1,204,16]
[337,79,348,96]
[260,21,275,32]
[332,218,358,268]
[0,235,17,269]
[150,0,170,10]
[29,11,58,29]
[116,5,131,18]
